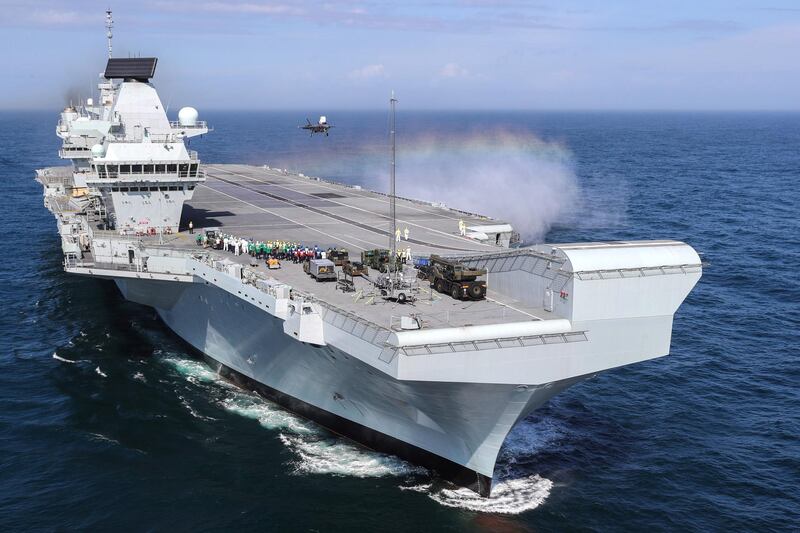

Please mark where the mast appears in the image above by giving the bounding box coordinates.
[105,9,114,58]
[389,91,397,284]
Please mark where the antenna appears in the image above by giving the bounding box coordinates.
[389,90,398,287]
[105,9,114,58]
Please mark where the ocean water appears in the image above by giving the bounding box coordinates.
[1,110,798,531]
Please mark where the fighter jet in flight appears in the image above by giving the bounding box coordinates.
[300,116,333,136]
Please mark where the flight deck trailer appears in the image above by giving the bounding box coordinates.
[305,258,336,281]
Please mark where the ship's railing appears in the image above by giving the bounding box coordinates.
[169,120,209,130]
[64,258,146,273]
[88,167,205,181]
[393,331,589,359]
[109,131,204,144]
[317,304,392,348]
[574,263,703,280]
[451,248,567,274]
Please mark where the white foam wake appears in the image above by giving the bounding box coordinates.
[52,352,76,364]
[94,366,107,378]
[279,433,426,478]
[403,474,553,514]
[163,356,220,384]
[220,395,316,435]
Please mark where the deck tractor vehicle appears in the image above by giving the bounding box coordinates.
[342,261,368,277]
[428,255,487,300]
[327,248,349,266]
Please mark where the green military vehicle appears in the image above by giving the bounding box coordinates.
[360,249,401,273]
[429,255,487,300]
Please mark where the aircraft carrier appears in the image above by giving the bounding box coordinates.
[36,15,702,497]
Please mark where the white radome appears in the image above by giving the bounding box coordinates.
[91,144,105,158]
[178,106,199,127]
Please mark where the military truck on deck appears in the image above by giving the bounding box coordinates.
[428,255,487,300]
[361,249,400,273]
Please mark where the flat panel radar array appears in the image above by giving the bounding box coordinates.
[104,58,158,81]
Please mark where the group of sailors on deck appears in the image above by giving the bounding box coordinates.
[195,231,333,263]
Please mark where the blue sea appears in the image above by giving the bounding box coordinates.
[1,110,798,531]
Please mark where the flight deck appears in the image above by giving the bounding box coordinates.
[187,164,506,257]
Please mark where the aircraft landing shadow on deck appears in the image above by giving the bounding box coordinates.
[180,206,236,230]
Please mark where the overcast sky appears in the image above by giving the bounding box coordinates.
[0,0,798,110]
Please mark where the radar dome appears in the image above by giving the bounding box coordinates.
[91,144,105,158]
[178,107,199,127]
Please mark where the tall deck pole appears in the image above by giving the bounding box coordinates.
[106,10,114,58]
[389,91,397,285]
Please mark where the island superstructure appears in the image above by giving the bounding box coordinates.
[36,27,702,497]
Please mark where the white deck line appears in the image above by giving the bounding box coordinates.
[484,296,543,321]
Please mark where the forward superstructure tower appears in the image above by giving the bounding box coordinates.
[56,56,208,236]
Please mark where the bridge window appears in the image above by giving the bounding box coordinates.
[167,164,177,173]
[149,186,158,191]
[144,164,154,174]
[132,164,142,173]
[119,164,130,174]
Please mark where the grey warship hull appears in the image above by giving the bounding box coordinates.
[115,274,580,495]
